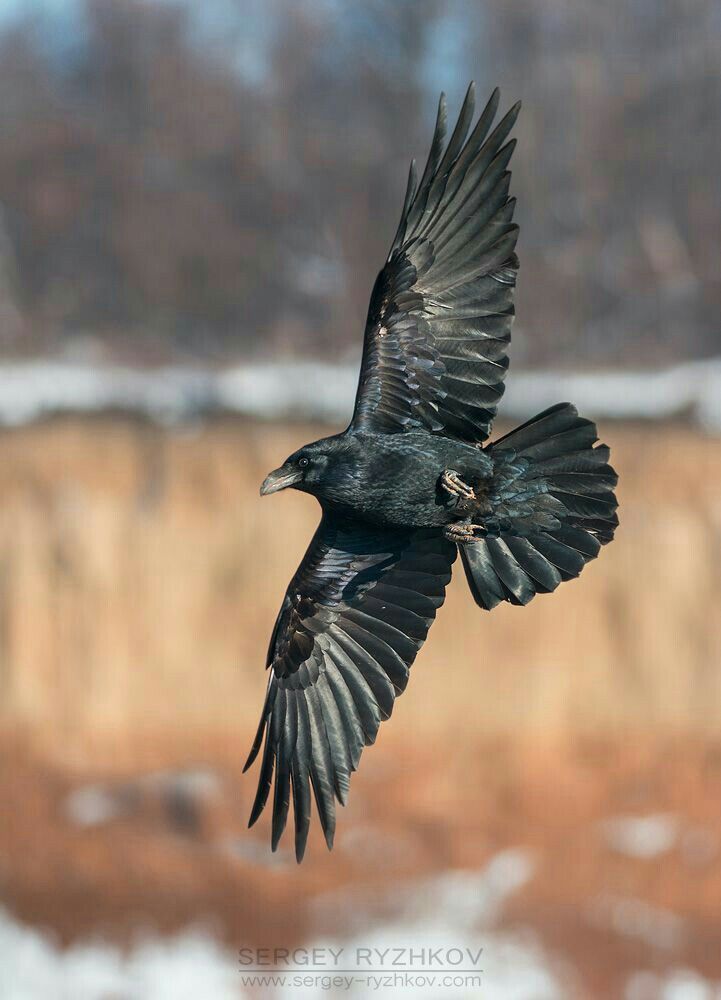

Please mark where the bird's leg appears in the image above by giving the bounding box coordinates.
[440,469,476,503]
[441,469,486,543]
[444,520,487,544]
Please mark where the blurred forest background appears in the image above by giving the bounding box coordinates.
[0,2,720,999]
[0,0,718,367]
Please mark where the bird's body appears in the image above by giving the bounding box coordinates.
[246,83,619,861]
[289,429,492,528]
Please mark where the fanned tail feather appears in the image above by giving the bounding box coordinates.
[461,403,618,610]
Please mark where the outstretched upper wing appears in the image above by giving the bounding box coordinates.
[244,514,456,861]
[351,84,520,443]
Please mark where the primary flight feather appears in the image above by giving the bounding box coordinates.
[245,83,618,861]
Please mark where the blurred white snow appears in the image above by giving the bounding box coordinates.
[1,848,565,1000]
[0,358,718,430]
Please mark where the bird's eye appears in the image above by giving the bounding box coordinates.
[298,456,310,469]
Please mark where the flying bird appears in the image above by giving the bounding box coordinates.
[245,84,618,861]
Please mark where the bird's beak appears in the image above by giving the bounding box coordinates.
[260,466,303,496]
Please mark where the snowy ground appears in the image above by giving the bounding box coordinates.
[2,850,564,999]
[5,842,721,999]
[0,358,718,430]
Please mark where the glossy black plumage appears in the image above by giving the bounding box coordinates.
[244,517,455,860]
[246,84,619,861]
[353,84,519,441]
[459,403,618,609]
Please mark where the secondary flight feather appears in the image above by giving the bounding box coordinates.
[245,83,618,861]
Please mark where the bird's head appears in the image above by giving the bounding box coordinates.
[260,436,352,499]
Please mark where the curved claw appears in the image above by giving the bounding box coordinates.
[444,521,486,544]
[441,469,476,501]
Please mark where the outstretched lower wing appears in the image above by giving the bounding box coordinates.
[351,83,520,443]
[244,514,456,861]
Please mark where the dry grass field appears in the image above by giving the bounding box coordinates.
[0,416,720,997]
[0,416,718,753]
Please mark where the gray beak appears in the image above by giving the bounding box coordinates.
[260,466,303,496]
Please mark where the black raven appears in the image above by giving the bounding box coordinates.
[245,84,618,861]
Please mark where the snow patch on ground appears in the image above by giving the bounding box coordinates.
[1,848,568,999]
[64,768,222,829]
[587,893,686,951]
[0,913,243,1000]
[598,814,719,870]
[0,358,718,429]
[304,847,568,999]
[626,968,721,1000]
[599,813,681,859]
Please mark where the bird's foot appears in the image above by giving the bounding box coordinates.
[444,520,486,544]
[440,469,476,502]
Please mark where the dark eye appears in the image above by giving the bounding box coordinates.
[298,456,310,469]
